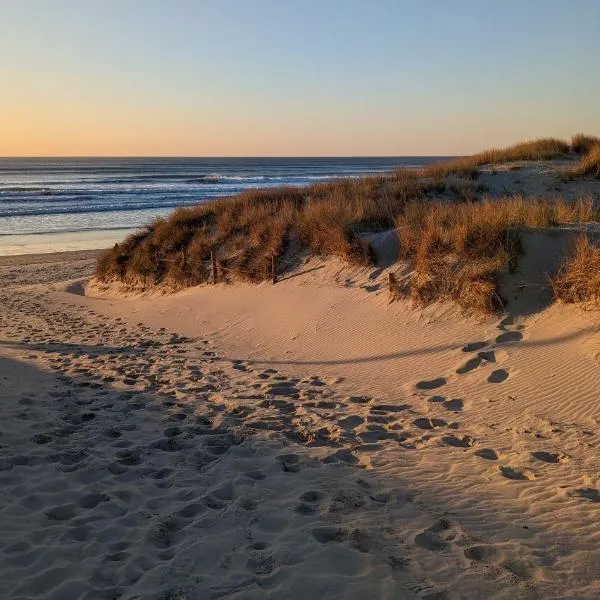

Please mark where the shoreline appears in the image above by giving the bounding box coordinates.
[0,228,136,257]
[0,248,105,266]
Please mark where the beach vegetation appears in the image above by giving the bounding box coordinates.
[552,234,600,305]
[95,173,430,288]
[562,144,600,181]
[96,135,600,313]
[419,137,570,179]
[393,196,598,313]
[571,133,600,154]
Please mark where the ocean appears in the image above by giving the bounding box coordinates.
[0,157,441,255]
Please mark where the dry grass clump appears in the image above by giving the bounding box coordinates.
[421,137,570,179]
[571,133,600,154]
[552,235,600,304]
[95,171,430,289]
[562,144,600,181]
[394,197,598,313]
[96,187,303,288]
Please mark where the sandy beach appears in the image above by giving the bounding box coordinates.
[3,1,600,596]
[2,240,600,599]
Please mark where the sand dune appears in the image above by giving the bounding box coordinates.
[1,251,600,598]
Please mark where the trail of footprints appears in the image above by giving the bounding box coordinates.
[412,315,592,488]
[0,283,502,598]
[0,271,597,598]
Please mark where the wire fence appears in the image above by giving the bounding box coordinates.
[148,251,305,284]
[132,249,409,296]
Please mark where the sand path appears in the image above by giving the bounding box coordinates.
[1,254,600,598]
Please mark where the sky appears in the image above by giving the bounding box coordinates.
[1,0,599,157]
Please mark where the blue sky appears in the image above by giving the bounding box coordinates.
[1,0,598,155]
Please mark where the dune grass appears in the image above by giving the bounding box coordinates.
[420,137,570,179]
[96,171,433,289]
[552,235,600,305]
[571,133,600,154]
[96,134,599,312]
[393,197,598,313]
[562,144,600,181]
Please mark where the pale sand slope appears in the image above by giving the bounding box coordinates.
[477,158,600,201]
[1,253,600,599]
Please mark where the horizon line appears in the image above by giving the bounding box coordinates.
[0,154,453,160]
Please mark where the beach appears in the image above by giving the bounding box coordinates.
[2,243,600,599]
[4,0,600,596]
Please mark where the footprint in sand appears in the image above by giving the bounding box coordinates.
[474,448,499,460]
[78,493,110,509]
[114,450,142,466]
[147,515,183,548]
[499,466,535,481]
[348,529,373,553]
[531,451,569,464]
[347,395,372,404]
[231,360,249,372]
[462,341,488,353]
[414,519,457,552]
[442,399,463,412]
[277,453,301,473]
[371,403,409,413]
[464,544,499,563]
[151,437,186,452]
[477,350,497,363]
[311,526,372,553]
[264,381,300,399]
[455,357,482,374]
[413,418,447,431]
[322,449,359,465]
[367,414,394,425]
[487,369,509,384]
[301,490,325,503]
[46,503,78,522]
[359,429,396,443]
[569,488,600,502]
[312,526,349,544]
[442,434,474,448]
[428,395,445,403]
[246,552,278,575]
[339,415,364,429]
[316,400,337,409]
[495,331,523,344]
[295,490,325,515]
[416,377,446,390]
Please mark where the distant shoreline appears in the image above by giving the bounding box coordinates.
[0,248,104,266]
[0,228,136,257]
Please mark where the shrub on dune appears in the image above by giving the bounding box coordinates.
[552,235,600,305]
[571,133,600,155]
[394,197,599,313]
[563,145,600,181]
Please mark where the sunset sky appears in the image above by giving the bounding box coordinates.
[1,0,599,157]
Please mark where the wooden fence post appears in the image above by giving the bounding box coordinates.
[271,255,277,285]
[211,251,218,285]
[388,272,397,299]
